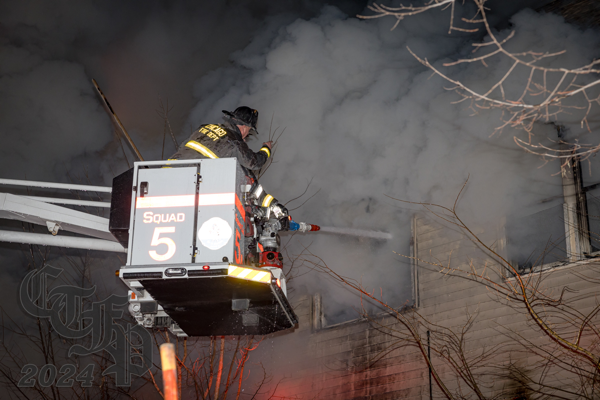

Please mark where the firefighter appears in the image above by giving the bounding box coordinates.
[169,106,272,171]
[169,106,288,255]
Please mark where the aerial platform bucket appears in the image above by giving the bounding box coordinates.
[113,159,297,337]
[121,264,297,336]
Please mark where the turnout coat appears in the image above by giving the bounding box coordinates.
[169,122,270,171]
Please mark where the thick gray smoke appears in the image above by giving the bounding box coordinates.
[0,0,365,183]
[184,3,600,322]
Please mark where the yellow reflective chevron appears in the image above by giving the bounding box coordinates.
[260,146,271,158]
[262,194,274,207]
[228,265,271,284]
[185,140,218,159]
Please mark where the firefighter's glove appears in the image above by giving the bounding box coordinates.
[271,203,288,219]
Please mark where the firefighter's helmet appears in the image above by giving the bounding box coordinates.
[223,106,259,134]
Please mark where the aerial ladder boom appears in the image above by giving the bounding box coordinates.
[0,179,124,252]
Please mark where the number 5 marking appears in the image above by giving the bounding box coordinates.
[149,227,176,261]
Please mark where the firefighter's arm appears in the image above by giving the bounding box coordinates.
[248,183,288,220]
[232,139,271,170]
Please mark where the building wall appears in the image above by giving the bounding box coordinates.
[276,213,600,399]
